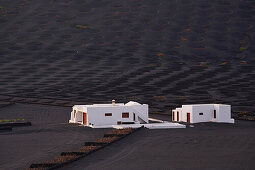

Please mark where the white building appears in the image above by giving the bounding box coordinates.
[172,104,234,123]
[69,100,148,126]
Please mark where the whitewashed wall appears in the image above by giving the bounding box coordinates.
[172,104,234,123]
[71,106,87,123]
[131,104,148,123]
[86,105,148,126]
[193,105,214,123]
[182,105,193,123]
[75,111,83,123]
[218,105,234,123]
[176,108,182,121]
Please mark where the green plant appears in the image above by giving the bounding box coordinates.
[240,46,247,51]
[75,24,89,29]
[0,118,24,123]
[0,6,5,10]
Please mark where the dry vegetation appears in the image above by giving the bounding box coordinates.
[75,24,90,29]
[45,155,78,164]
[219,61,228,66]
[96,137,120,143]
[77,145,101,152]
[0,118,25,123]
[234,111,255,121]
[107,128,133,135]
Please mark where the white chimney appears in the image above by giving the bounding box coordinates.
[112,100,116,106]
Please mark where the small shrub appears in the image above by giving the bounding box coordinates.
[175,96,189,99]
[96,137,119,143]
[0,118,24,123]
[91,79,100,83]
[219,61,227,66]
[180,37,188,42]
[157,53,164,58]
[153,95,167,101]
[184,28,191,32]
[238,111,249,114]
[78,146,100,152]
[240,46,247,51]
[200,62,207,66]
[109,128,133,135]
[75,24,89,29]
[45,155,78,164]
[240,61,247,65]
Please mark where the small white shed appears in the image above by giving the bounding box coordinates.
[172,104,234,123]
[69,100,148,126]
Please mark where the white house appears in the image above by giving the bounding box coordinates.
[69,100,148,126]
[172,104,234,123]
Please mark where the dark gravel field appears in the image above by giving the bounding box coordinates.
[0,0,254,117]
[0,0,255,169]
[60,120,255,170]
[0,103,109,170]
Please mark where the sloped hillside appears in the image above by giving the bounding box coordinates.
[0,0,254,117]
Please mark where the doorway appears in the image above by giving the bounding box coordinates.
[214,110,216,118]
[177,111,179,121]
[83,112,87,125]
[187,113,190,123]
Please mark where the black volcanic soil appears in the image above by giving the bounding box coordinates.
[0,0,254,117]
[0,0,255,169]
[0,103,109,170]
[60,119,255,170]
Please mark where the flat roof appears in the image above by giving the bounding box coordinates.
[73,103,125,108]
[73,101,143,108]
[182,104,230,106]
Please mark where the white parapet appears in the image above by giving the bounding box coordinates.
[87,121,186,129]
[144,122,186,129]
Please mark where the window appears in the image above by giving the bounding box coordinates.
[105,113,112,116]
[122,112,129,118]
[199,112,203,115]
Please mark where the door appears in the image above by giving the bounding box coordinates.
[83,112,87,125]
[187,113,190,123]
[172,111,175,121]
[177,111,179,121]
[214,110,216,118]
[133,113,135,121]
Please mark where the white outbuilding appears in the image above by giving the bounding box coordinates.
[69,100,148,126]
[172,104,234,123]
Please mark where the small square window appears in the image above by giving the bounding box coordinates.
[122,112,129,118]
[199,112,203,115]
[105,113,112,116]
